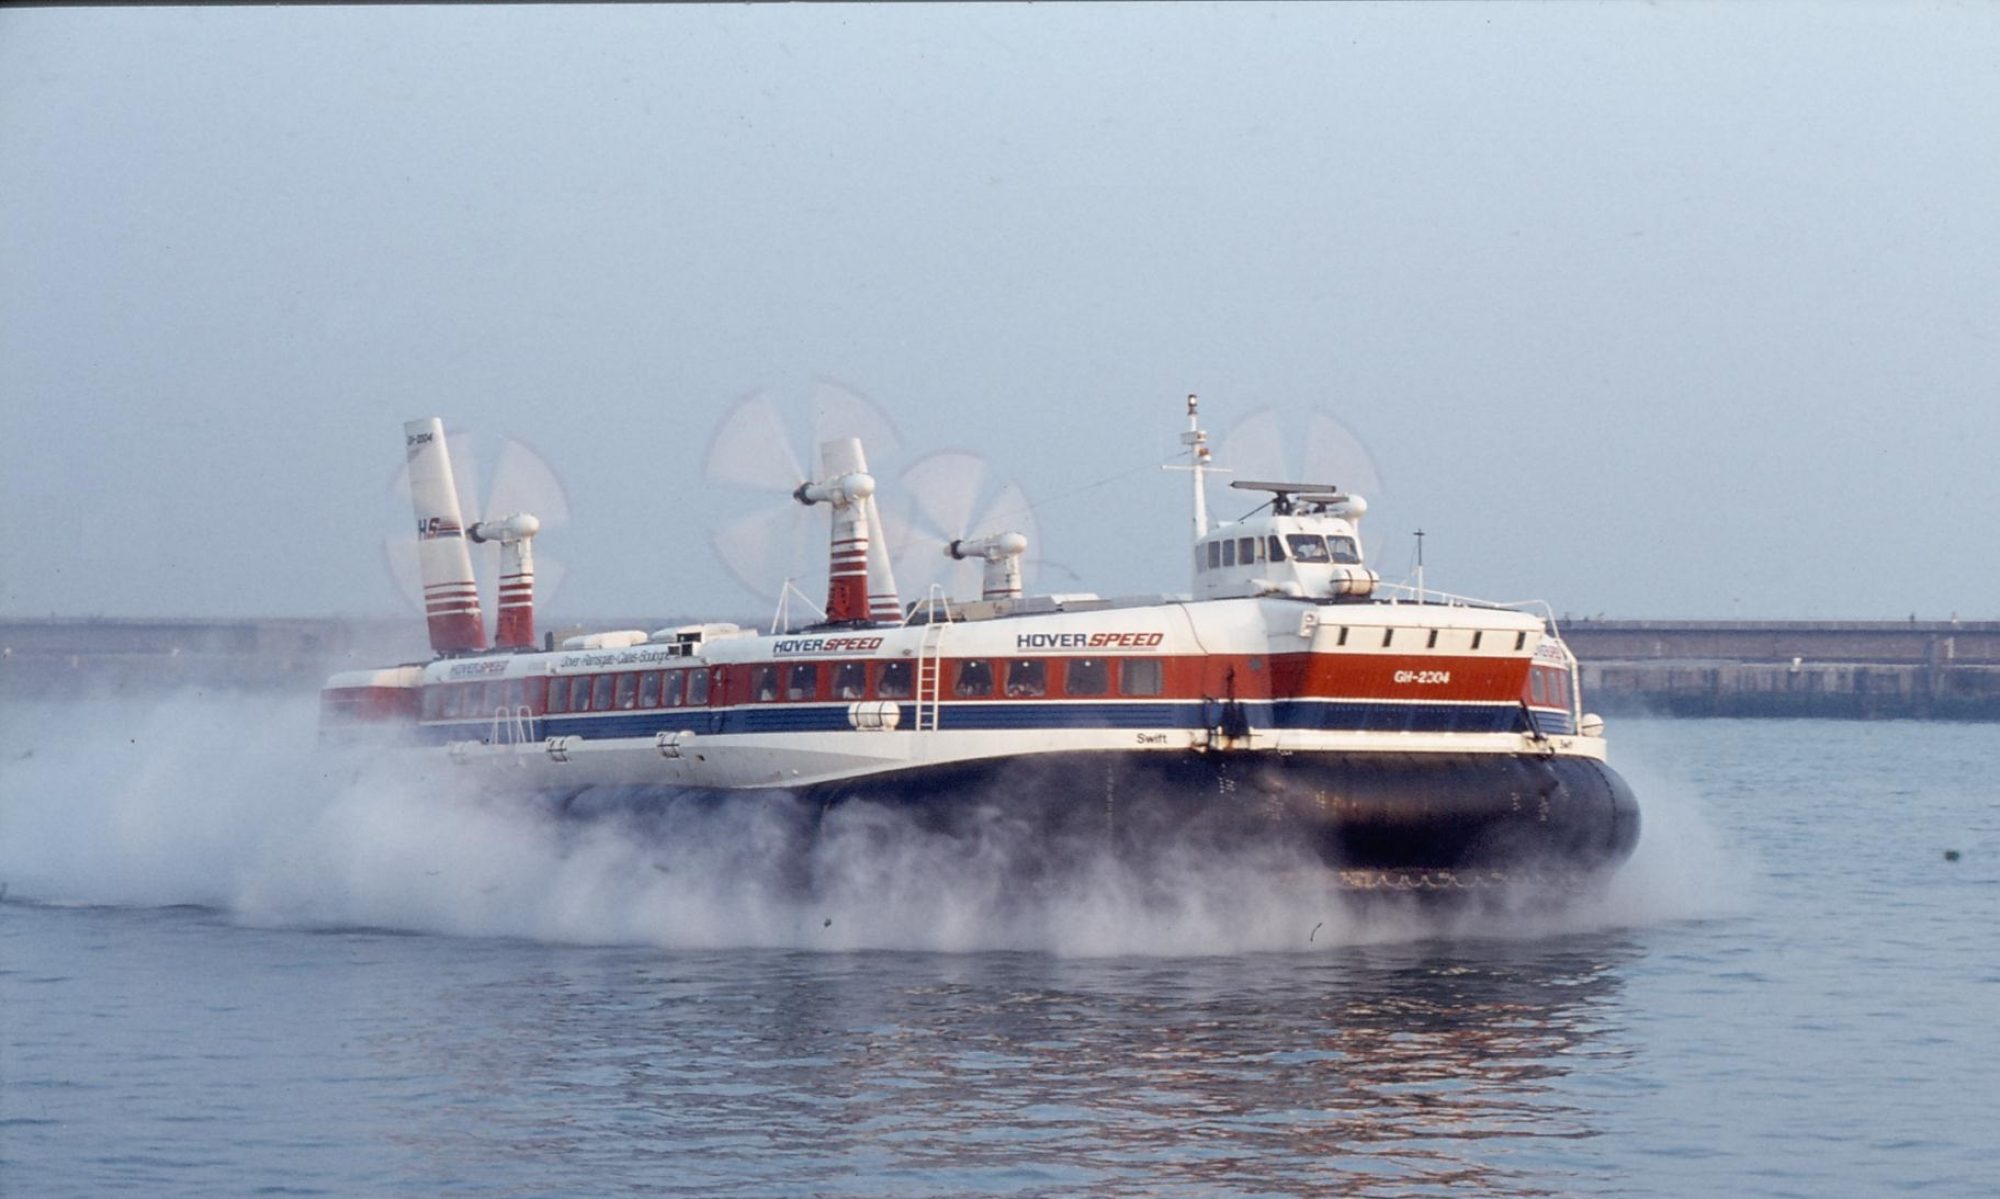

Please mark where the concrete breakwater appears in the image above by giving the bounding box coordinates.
[6,616,1999,720]
[1564,620,2000,720]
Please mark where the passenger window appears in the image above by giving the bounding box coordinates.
[878,660,913,699]
[1194,547,1206,574]
[1004,659,1047,698]
[1222,539,1236,567]
[663,669,685,707]
[751,665,779,702]
[638,671,661,708]
[833,661,867,699]
[1066,657,1109,696]
[685,669,709,706]
[569,676,591,713]
[423,687,445,720]
[1471,631,1484,651]
[545,678,569,714]
[1206,541,1221,569]
[1530,671,1547,704]
[786,662,818,701]
[615,673,638,710]
[439,686,461,719]
[505,680,526,711]
[1238,537,1256,564]
[1120,658,1164,697]
[954,660,994,698]
[590,675,614,712]
[1382,628,1394,648]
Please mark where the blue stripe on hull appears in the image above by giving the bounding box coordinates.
[418,699,1573,744]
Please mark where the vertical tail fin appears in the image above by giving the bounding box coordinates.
[403,418,488,654]
[861,493,903,621]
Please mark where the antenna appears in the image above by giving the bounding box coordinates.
[1415,528,1426,601]
[1184,394,1209,538]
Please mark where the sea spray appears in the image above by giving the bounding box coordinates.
[0,693,1737,953]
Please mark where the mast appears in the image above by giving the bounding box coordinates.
[1182,393,1210,539]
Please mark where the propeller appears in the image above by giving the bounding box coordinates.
[1213,406,1385,517]
[381,428,571,622]
[702,380,903,606]
[883,450,1041,601]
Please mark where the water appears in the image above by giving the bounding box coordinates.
[3,696,1996,1196]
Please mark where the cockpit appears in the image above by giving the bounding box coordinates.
[1191,482,1379,601]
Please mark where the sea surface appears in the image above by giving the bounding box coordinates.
[2,695,1996,1197]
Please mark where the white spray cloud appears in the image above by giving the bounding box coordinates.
[0,693,1739,955]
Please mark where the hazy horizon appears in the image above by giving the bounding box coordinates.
[5,4,1995,624]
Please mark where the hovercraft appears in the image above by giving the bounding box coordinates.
[322,398,1639,884]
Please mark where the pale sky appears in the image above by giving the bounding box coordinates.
[4,3,1996,623]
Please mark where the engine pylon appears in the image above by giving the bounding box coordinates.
[796,438,883,624]
[402,418,487,654]
[469,513,540,649]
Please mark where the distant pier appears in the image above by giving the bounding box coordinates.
[5,616,2000,719]
[1564,620,2000,720]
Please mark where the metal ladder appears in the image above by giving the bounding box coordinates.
[916,621,947,732]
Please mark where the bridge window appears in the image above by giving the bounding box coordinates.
[615,673,638,710]
[786,662,819,701]
[1287,534,1331,563]
[638,671,661,708]
[686,668,710,707]
[954,660,994,698]
[1206,541,1222,570]
[1065,657,1109,696]
[1268,535,1287,561]
[833,661,867,699]
[1222,539,1236,567]
[1238,537,1257,564]
[591,675,615,712]
[1329,535,1361,565]
[878,660,913,699]
[1120,658,1164,696]
[1004,659,1047,697]
[750,665,779,703]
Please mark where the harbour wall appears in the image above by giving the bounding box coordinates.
[6,616,2000,720]
[1563,620,2000,720]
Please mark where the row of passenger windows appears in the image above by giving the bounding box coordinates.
[745,656,1163,702]
[547,667,712,715]
[421,656,1171,720]
[1195,533,1362,572]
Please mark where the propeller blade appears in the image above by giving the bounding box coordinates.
[705,391,807,491]
[1302,411,1385,499]
[810,378,902,463]
[1215,407,1288,482]
[710,505,817,600]
[901,450,987,540]
[485,437,571,527]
